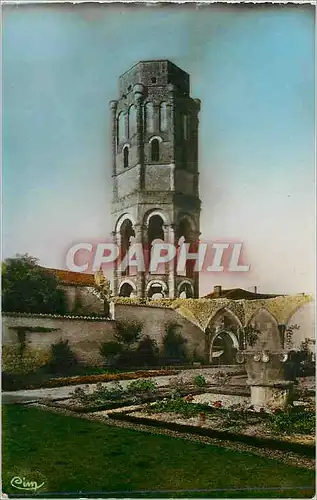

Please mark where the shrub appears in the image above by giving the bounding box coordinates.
[168,376,187,396]
[2,345,50,375]
[71,381,125,405]
[136,336,159,367]
[268,405,315,435]
[113,320,143,347]
[193,375,207,387]
[146,397,210,419]
[211,370,231,385]
[47,339,78,374]
[162,322,187,363]
[286,339,315,379]
[99,341,123,366]
[126,378,158,396]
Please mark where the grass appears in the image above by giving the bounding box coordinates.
[2,404,315,498]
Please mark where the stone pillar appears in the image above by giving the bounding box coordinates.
[113,231,122,296]
[167,84,175,159]
[133,83,145,189]
[109,100,118,200]
[278,324,286,349]
[134,223,146,298]
[243,350,294,410]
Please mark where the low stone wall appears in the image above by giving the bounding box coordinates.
[2,313,115,366]
[113,303,205,357]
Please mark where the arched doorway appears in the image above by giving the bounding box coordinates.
[120,219,135,276]
[119,282,134,297]
[210,330,238,365]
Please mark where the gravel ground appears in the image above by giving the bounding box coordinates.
[26,402,315,471]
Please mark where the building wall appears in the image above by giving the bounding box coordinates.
[61,285,104,315]
[113,303,205,357]
[2,314,115,366]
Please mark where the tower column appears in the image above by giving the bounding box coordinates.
[134,223,146,298]
[109,100,118,200]
[167,224,177,298]
[133,84,145,189]
[112,230,121,296]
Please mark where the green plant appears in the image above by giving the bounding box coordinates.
[2,254,67,314]
[113,320,143,347]
[193,375,207,387]
[48,339,78,374]
[168,376,187,396]
[268,405,315,435]
[162,322,187,362]
[99,341,123,365]
[211,370,231,385]
[136,336,159,366]
[2,345,51,375]
[146,397,210,419]
[126,378,158,396]
[72,381,125,405]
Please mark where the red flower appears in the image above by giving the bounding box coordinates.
[213,400,222,408]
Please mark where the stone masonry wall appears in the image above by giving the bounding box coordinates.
[2,314,115,366]
[113,303,205,357]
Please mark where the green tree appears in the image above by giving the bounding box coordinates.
[2,254,67,314]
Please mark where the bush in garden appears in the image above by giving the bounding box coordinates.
[2,345,50,374]
[146,398,210,419]
[211,370,231,385]
[268,405,315,435]
[286,339,315,379]
[193,375,207,387]
[135,336,159,367]
[47,339,78,374]
[72,381,125,405]
[168,376,187,396]
[126,378,158,396]
[113,320,143,347]
[162,322,188,363]
[99,341,123,366]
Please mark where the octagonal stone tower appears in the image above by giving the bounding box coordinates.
[110,60,201,299]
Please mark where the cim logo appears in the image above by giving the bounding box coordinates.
[10,476,45,492]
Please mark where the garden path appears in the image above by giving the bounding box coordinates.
[2,368,246,404]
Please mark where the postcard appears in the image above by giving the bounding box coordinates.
[2,2,315,498]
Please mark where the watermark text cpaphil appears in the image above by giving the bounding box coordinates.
[65,240,250,274]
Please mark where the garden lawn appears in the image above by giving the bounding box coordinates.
[2,405,315,498]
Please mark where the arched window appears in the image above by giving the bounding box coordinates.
[123,146,129,168]
[159,102,168,132]
[128,105,137,138]
[145,102,154,133]
[151,139,159,162]
[117,112,126,143]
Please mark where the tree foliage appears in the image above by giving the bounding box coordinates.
[2,254,67,314]
[113,320,143,346]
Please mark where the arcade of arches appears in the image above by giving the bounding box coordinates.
[114,211,198,299]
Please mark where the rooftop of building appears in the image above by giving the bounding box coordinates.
[204,285,284,301]
[41,267,95,287]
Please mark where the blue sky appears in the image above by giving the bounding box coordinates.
[2,4,315,296]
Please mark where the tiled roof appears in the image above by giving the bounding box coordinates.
[204,288,283,300]
[41,267,95,287]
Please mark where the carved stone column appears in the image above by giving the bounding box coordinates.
[113,231,122,296]
[134,223,146,298]
[133,83,145,189]
[109,100,118,200]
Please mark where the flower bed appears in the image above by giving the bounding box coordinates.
[108,399,315,457]
[25,369,177,390]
